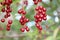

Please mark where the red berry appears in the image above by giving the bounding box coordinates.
[43,8,46,12]
[35,7,39,11]
[6,13,11,17]
[4,15,8,18]
[39,6,43,10]
[8,20,12,24]
[34,1,38,5]
[25,26,30,32]
[43,17,47,20]
[20,28,25,32]
[6,27,10,31]
[6,5,10,9]
[1,8,5,12]
[35,19,39,23]
[7,24,11,27]
[22,10,26,15]
[1,18,5,23]
[18,9,23,14]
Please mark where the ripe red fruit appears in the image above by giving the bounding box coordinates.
[39,6,43,10]
[25,26,30,32]
[4,15,8,18]
[43,17,47,20]
[20,28,25,32]
[35,7,39,11]
[6,27,10,31]
[34,1,38,5]
[18,9,23,14]
[22,10,26,15]
[1,8,5,12]
[6,13,11,17]
[6,6,10,9]
[9,0,12,3]
[35,19,39,23]
[7,24,11,27]
[8,20,12,24]
[43,8,46,12]
[1,18,5,23]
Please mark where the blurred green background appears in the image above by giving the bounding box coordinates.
[0,0,60,40]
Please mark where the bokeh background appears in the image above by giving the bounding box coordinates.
[0,0,60,40]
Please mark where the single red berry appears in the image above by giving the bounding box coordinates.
[35,19,39,23]
[25,26,30,32]
[39,6,43,10]
[35,7,39,11]
[8,20,12,24]
[38,18,42,22]
[6,5,10,9]
[38,26,42,30]
[4,15,8,18]
[34,15,40,19]
[7,24,11,27]
[6,27,10,31]
[20,28,25,32]
[22,10,26,15]
[9,0,12,3]
[43,8,46,12]
[34,1,38,5]
[1,18,5,23]
[43,17,47,20]
[26,27,30,32]
[18,9,23,14]
[6,13,11,17]
[1,8,5,12]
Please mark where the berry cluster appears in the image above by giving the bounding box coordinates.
[33,0,42,5]
[6,20,12,31]
[0,0,13,31]
[19,16,29,25]
[20,26,30,32]
[34,6,47,31]
[18,9,30,32]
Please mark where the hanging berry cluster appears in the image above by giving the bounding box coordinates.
[18,9,30,32]
[0,0,47,32]
[34,6,47,31]
[33,0,42,5]
[0,0,13,31]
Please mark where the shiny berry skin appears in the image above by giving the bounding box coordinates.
[6,13,11,17]
[43,17,47,20]
[6,27,10,31]
[20,28,25,32]
[7,24,11,27]
[9,0,12,3]
[43,8,46,11]
[35,19,39,23]
[1,8,5,12]
[6,6,10,9]
[18,9,23,14]
[8,20,12,24]
[25,26,30,32]
[4,15,8,18]
[1,19,5,23]
[22,10,26,15]
[34,1,38,5]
